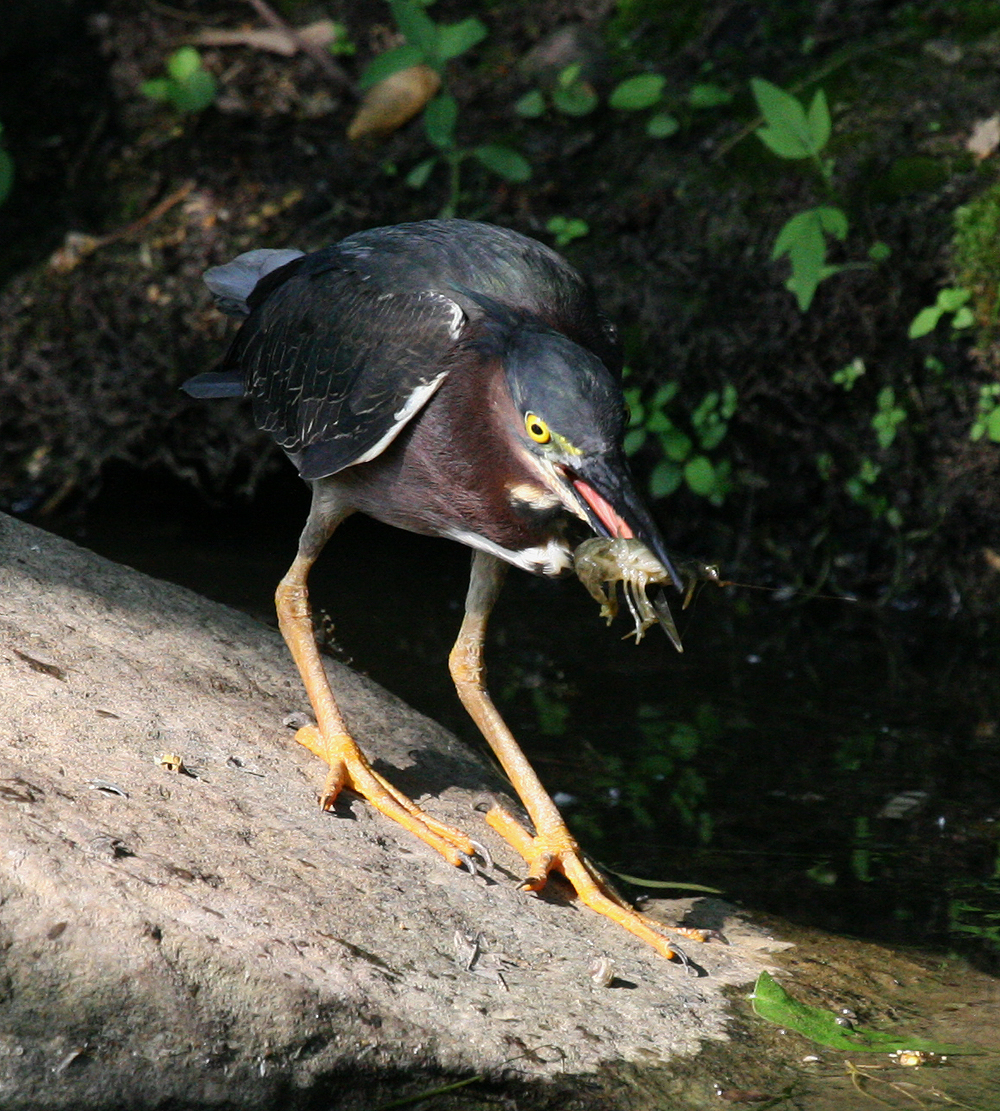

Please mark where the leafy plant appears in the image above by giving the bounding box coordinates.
[751,78,853,311]
[0,121,12,206]
[871,386,907,449]
[623,376,737,505]
[832,357,865,390]
[970,383,1000,443]
[545,215,589,247]
[371,1,527,213]
[141,47,217,114]
[908,286,974,338]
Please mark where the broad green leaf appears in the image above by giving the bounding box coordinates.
[609,74,665,111]
[698,422,727,451]
[0,148,13,206]
[514,89,545,118]
[806,87,831,149]
[952,305,974,329]
[688,83,732,108]
[650,459,682,498]
[750,972,971,1055]
[771,208,845,311]
[645,409,673,433]
[389,0,439,57]
[405,157,437,188]
[423,93,457,148]
[646,112,679,138]
[751,77,819,160]
[552,82,598,116]
[359,44,423,89]
[908,305,943,339]
[868,241,891,261]
[474,144,531,182]
[436,17,487,63]
[684,455,716,496]
[167,47,202,82]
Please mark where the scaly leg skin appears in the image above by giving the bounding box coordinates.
[277,546,482,872]
[450,551,715,963]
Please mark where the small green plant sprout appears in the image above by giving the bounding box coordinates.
[375,1,528,211]
[545,215,589,247]
[770,205,847,312]
[751,78,851,311]
[327,22,356,56]
[0,121,12,206]
[845,457,900,526]
[687,83,732,109]
[751,77,833,181]
[624,378,736,504]
[871,387,907,449]
[832,356,865,390]
[908,287,974,338]
[141,47,217,114]
[608,73,678,138]
[359,1,486,88]
[514,63,598,119]
[970,383,1000,443]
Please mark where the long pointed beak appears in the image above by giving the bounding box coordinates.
[566,452,684,592]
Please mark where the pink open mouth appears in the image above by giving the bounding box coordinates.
[571,478,635,540]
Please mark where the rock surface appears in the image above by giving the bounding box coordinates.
[0,512,783,1109]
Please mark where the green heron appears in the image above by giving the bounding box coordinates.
[183,219,704,962]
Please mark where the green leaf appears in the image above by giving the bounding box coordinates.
[0,147,13,206]
[952,305,974,329]
[751,77,823,159]
[623,428,647,456]
[514,89,545,118]
[609,74,665,110]
[908,305,943,339]
[771,208,846,311]
[359,43,424,89]
[868,240,891,262]
[473,144,531,182]
[646,112,679,138]
[423,93,457,149]
[650,459,682,498]
[750,972,971,1055]
[389,0,439,57]
[405,157,437,188]
[141,77,171,102]
[683,455,717,496]
[171,68,217,113]
[986,406,1000,442]
[167,47,202,82]
[817,205,848,240]
[435,17,487,63]
[651,382,679,407]
[659,427,692,462]
[938,286,970,312]
[552,82,598,116]
[806,87,831,149]
[688,83,732,108]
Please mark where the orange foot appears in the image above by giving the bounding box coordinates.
[485,802,720,964]
[295,724,490,874]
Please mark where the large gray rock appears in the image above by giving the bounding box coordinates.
[0,512,782,1109]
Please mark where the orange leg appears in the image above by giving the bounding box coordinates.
[276,488,483,871]
[449,551,713,961]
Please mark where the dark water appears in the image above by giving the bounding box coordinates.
[47,464,1000,976]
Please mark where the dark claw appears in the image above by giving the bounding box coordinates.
[457,852,479,876]
[518,875,545,891]
[470,839,493,871]
[705,928,729,946]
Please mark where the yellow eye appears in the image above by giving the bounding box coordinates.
[524,412,551,444]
